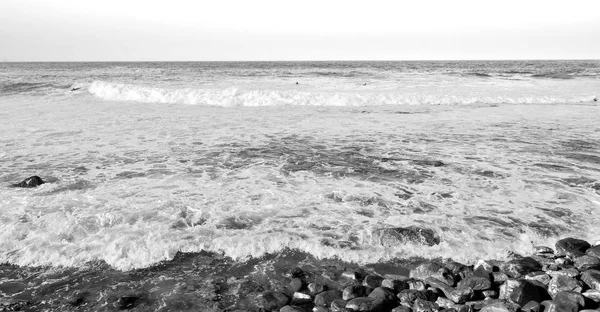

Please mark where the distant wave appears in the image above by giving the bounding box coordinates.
[0,81,71,95]
[88,80,594,106]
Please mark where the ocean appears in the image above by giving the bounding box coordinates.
[1,60,599,310]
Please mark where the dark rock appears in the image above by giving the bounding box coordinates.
[554,256,573,266]
[457,276,492,291]
[280,305,307,312]
[343,285,373,301]
[554,291,585,307]
[115,295,140,310]
[308,282,326,295]
[586,245,600,258]
[520,300,540,312]
[534,246,554,256]
[373,226,440,247]
[413,298,438,312]
[581,269,600,290]
[556,237,591,258]
[474,260,495,278]
[575,255,600,271]
[500,257,541,278]
[363,275,385,288]
[425,277,472,304]
[482,290,498,299]
[368,287,398,303]
[290,278,304,292]
[315,290,343,307]
[345,297,384,312]
[503,279,544,306]
[11,175,45,188]
[290,267,306,278]
[397,289,428,306]
[382,279,409,293]
[541,298,579,312]
[260,291,291,311]
[547,275,583,298]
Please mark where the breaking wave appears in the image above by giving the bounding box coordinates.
[88,80,593,106]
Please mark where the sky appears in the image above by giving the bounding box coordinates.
[1,0,599,61]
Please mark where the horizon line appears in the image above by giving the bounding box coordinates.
[2,58,600,63]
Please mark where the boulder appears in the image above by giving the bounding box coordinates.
[330,299,349,312]
[413,298,438,312]
[457,276,492,291]
[575,255,600,271]
[373,227,440,247]
[280,305,306,312]
[308,282,326,295]
[363,275,385,288]
[290,278,304,292]
[547,275,583,298]
[397,289,428,306]
[11,175,45,188]
[343,285,373,301]
[314,290,343,307]
[479,301,520,312]
[582,289,600,302]
[345,297,384,312]
[586,245,600,258]
[520,300,540,312]
[556,238,591,258]
[540,298,578,312]
[368,287,398,303]
[382,279,409,293]
[500,257,541,278]
[581,269,600,290]
[554,291,585,308]
[524,271,551,285]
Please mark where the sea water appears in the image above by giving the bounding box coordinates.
[1,61,599,273]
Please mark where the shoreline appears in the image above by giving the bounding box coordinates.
[2,238,599,311]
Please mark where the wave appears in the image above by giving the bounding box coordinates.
[0,81,72,95]
[88,80,595,106]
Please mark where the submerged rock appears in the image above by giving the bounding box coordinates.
[11,175,45,188]
[373,226,441,247]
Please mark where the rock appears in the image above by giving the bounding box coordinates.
[520,300,540,312]
[505,280,545,306]
[11,175,45,188]
[541,298,578,312]
[554,257,573,266]
[115,295,140,310]
[373,227,441,247]
[547,275,583,298]
[280,305,307,312]
[524,271,551,285]
[582,289,600,302]
[363,275,385,288]
[0,299,31,311]
[479,301,519,312]
[290,267,306,278]
[474,259,495,278]
[575,255,600,271]
[293,292,312,303]
[491,272,509,284]
[290,278,305,292]
[410,262,449,283]
[345,297,384,312]
[556,237,591,258]
[308,282,326,295]
[457,276,492,291]
[368,287,398,303]
[391,306,412,312]
[482,290,498,299]
[500,257,541,278]
[343,285,372,301]
[586,245,600,258]
[397,289,428,306]
[313,307,329,312]
[331,299,349,312]
[581,269,600,290]
[547,267,579,278]
[425,277,472,304]
[408,280,427,291]
[314,290,343,307]
[554,291,585,307]
[534,246,554,255]
[382,279,409,293]
[413,298,438,312]
[260,291,291,311]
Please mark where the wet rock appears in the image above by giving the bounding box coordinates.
[290,278,305,292]
[292,292,312,304]
[520,300,540,312]
[343,285,373,301]
[345,297,383,312]
[413,298,438,312]
[547,267,578,278]
[290,267,306,278]
[0,299,31,311]
[575,255,600,271]
[260,291,291,311]
[479,301,520,312]
[315,290,343,307]
[554,291,585,307]
[382,279,409,293]
[363,275,384,288]
[482,290,498,299]
[500,257,541,278]
[11,175,44,188]
[491,272,509,284]
[410,262,446,282]
[534,246,554,256]
[391,306,412,312]
[368,287,398,303]
[582,289,600,302]
[524,271,551,285]
[425,277,472,304]
[457,275,492,291]
[586,245,600,258]
[313,306,329,312]
[547,274,583,298]
[556,237,591,258]
[397,289,428,306]
[541,297,579,312]
[308,282,326,295]
[373,226,441,247]
[115,295,140,310]
[581,269,600,290]
[408,280,427,291]
[554,256,573,266]
[331,299,349,312]
[474,260,495,277]
[502,279,545,306]
[280,305,306,312]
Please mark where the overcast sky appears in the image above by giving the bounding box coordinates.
[1,0,599,61]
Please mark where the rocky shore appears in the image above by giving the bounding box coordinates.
[260,237,600,312]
